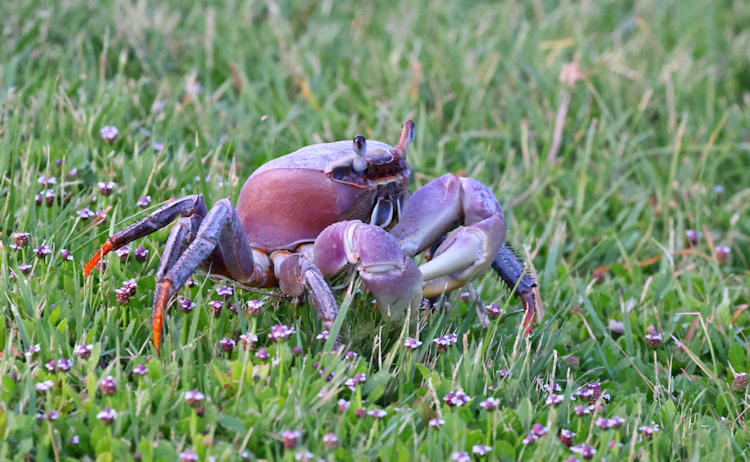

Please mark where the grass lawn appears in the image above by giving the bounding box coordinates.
[1,0,750,460]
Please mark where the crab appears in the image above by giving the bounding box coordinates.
[84,120,537,355]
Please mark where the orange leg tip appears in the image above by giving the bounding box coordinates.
[152,281,172,357]
[83,241,113,276]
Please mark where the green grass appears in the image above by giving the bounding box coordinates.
[1,0,750,460]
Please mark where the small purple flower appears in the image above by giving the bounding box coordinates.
[543,383,563,393]
[646,331,662,347]
[179,450,199,462]
[67,168,78,178]
[135,246,149,262]
[282,430,302,449]
[71,435,79,445]
[498,368,508,380]
[37,176,57,186]
[45,360,57,372]
[428,417,445,428]
[100,126,119,143]
[294,451,313,462]
[57,358,72,372]
[570,444,596,460]
[531,423,549,437]
[268,324,296,342]
[292,346,302,356]
[367,409,387,419]
[153,143,164,151]
[255,348,269,361]
[180,298,196,313]
[472,445,492,456]
[216,285,233,297]
[208,300,223,317]
[77,208,95,220]
[479,397,500,411]
[316,330,329,340]
[47,410,59,421]
[101,376,116,395]
[639,422,659,438]
[28,344,41,355]
[323,432,338,449]
[345,372,367,391]
[560,429,576,447]
[345,351,358,361]
[96,407,117,424]
[714,185,724,194]
[595,417,612,429]
[137,196,152,208]
[95,209,108,224]
[115,287,130,305]
[239,333,258,350]
[451,452,470,462]
[219,338,236,353]
[246,299,263,315]
[60,249,73,261]
[116,246,131,262]
[133,364,148,376]
[443,390,471,407]
[35,192,43,205]
[97,182,116,196]
[609,416,625,428]
[486,303,505,319]
[19,263,32,274]
[433,333,458,352]
[685,229,698,247]
[44,189,55,206]
[716,245,731,264]
[74,344,93,359]
[404,337,422,350]
[546,394,564,406]
[35,245,51,258]
[122,278,137,296]
[12,232,30,248]
[574,405,590,416]
[337,399,350,413]
[185,390,205,407]
[36,380,54,392]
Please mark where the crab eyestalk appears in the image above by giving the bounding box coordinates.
[396,120,416,153]
[352,135,367,173]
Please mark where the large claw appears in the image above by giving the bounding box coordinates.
[391,173,507,297]
[314,221,423,320]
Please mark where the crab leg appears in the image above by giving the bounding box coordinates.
[153,198,268,354]
[314,221,424,320]
[83,195,209,275]
[390,173,537,334]
[274,252,339,333]
[492,243,537,335]
[150,215,203,330]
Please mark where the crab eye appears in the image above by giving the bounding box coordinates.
[352,135,368,173]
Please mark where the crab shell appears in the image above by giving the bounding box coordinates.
[236,132,412,253]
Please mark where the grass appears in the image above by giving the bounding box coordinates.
[1,0,750,460]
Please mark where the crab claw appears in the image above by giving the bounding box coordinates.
[314,221,423,320]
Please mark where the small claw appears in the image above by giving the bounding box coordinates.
[83,240,113,276]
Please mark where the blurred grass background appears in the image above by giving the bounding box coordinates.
[1,0,750,460]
